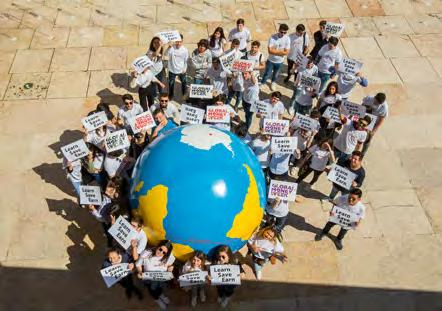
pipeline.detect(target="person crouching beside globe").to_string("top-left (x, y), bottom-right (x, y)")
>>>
top-left (210, 94), bottom-right (241, 132)
top-left (207, 245), bottom-right (245, 308)
top-left (136, 240), bottom-right (175, 310)
top-left (180, 250), bottom-right (208, 307)
top-left (247, 226), bottom-right (287, 280)
top-left (151, 108), bottom-right (178, 141)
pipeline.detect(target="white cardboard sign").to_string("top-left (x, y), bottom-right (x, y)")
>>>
top-left (129, 110), bottom-right (156, 134)
top-left (342, 101), bottom-right (366, 118)
top-left (299, 73), bottom-right (321, 92)
top-left (100, 263), bottom-right (132, 288)
top-left (108, 216), bottom-right (138, 250)
top-left (156, 30), bottom-right (181, 43)
top-left (271, 136), bottom-right (298, 154)
top-left (61, 139), bottom-right (89, 162)
top-left (189, 84), bottom-right (213, 99)
top-left (82, 111), bottom-right (108, 132)
top-left (327, 164), bottom-right (357, 190)
top-left (292, 113), bottom-right (319, 132)
top-left (262, 119), bottom-right (289, 136)
top-left (339, 58), bottom-right (363, 76)
top-left (268, 180), bottom-right (298, 201)
top-left (79, 185), bottom-right (102, 205)
top-left (180, 104), bottom-right (205, 124)
top-left (295, 49), bottom-right (308, 68)
top-left (219, 49), bottom-right (236, 71)
top-left (132, 56), bottom-right (153, 74)
top-left (322, 106), bottom-right (342, 124)
top-left (178, 271), bottom-right (208, 287)
top-left (325, 22), bottom-right (345, 37)
top-left (209, 265), bottom-right (241, 286)
top-left (105, 130), bottom-right (130, 153)
top-left (142, 271), bottom-right (174, 282)
top-left (206, 105), bottom-right (230, 124)
top-left (249, 100), bottom-right (270, 116)
top-left (329, 206), bottom-right (359, 230)
top-left (231, 59), bottom-right (254, 72)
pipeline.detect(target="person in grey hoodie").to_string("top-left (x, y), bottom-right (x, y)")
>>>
top-left (191, 39), bottom-right (212, 84)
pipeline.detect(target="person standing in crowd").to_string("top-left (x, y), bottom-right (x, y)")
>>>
top-left (117, 94), bottom-right (144, 131)
top-left (333, 114), bottom-right (371, 161)
top-left (167, 34), bottom-right (189, 100)
top-left (243, 40), bottom-right (265, 79)
top-left (190, 39), bottom-right (212, 84)
top-left (151, 108), bottom-right (178, 141)
top-left (129, 216), bottom-right (148, 261)
top-left (289, 57), bottom-right (318, 116)
top-left (315, 188), bottom-right (366, 250)
top-left (241, 70), bottom-right (260, 130)
top-left (247, 226), bottom-right (286, 280)
top-left (316, 36), bottom-right (342, 93)
top-left (251, 132), bottom-right (271, 177)
top-left (136, 240), bottom-right (175, 310)
top-left (326, 150), bottom-right (366, 201)
top-left (317, 81), bottom-right (341, 110)
top-left (225, 69), bottom-right (244, 111)
top-left (337, 71), bottom-right (368, 101)
top-left (361, 92), bottom-right (389, 154)
top-left (205, 57), bottom-right (230, 96)
top-left (208, 27), bottom-right (227, 58)
top-left (310, 20), bottom-right (328, 60)
top-left (150, 93), bottom-right (180, 124)
top-left (261, 24), bottom-right (290, 91)
top-left (64, 157), bottom-right (82, 196)
top-left (180, 251), bottom-right (208, 307)
top-left (257, 91), bottom-right (285, 127)
top-left (146, 37), bottom-right (166, 105)
top-left (102, 248), bottom-right (143, 300)
top-left (130, 63), bottom-right (166, 111)
top-left (285, 24), bottom-right (309, 83)
top-left (265, 197), bottom-right (289, 233)
top-left (209, 94), bottom-right (240, 132)
top-left (228, 18), bottom-right (252, 53)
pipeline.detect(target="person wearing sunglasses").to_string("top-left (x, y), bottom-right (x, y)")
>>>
top-left (333, 113), bottom-right (371, 162)
top-left (361, 92), bottom-right (389, 154)
top-left (117, 94), bottom-right (144, 131)
top-left (136, 240), bottom-right (175, 310)
top-left (261, 23), bottom-right (290, 91)
top-left (316, 36), bottom-right (343, 93)
top-left (315, 188), bottom-right (366, 250)
top-left (149, 93), bottom-right (180, 124)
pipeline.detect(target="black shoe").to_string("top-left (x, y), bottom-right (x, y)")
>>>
top-left (335, 239), bottom-right (343, 250)
top-left (125, 288), bottom-right (133, 300)
top-left (284, 77), bottom-right (290, 84)
top-left (135, 288), bottom-right (143, 300)
top-left (315, 232), bottom-right (324, 241)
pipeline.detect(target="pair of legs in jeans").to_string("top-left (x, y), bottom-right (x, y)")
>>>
top-left (318, 71), bottom-right (331, 93)
top-left (168, 71), bottom-right (187, 100)
top-left (242, 100), bottom-right (254, 130)
top-left (261, 60), bottom-right (283, 84)
top-left (226, 90), bottom-right (243, 109)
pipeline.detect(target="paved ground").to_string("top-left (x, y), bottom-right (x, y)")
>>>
top-left (0, 0), bottom-right (441, 310)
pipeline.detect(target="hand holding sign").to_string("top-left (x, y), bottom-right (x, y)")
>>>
top-left (206, 105), bottom-right (230, 124)
top-left (219, 49), bottom-right (236, 71)
top-left (100, 263), bottom-right (132, 288)
top-left (292, 113), bottom-right (320, 132)
top-left (209, 265), bottom-right (241, 285)
top-left (250, 100), bottom-right (270, 116)
top-left (231, 59), bottom-right (254, 72)
top-left (82, 111), bottom-right (108, 132)
top-left (342, 101), bottom-right (366, 118)
top-left (339, 58), bottom-right (363, 76)
top-left (142, 271), bottom-right (174, 282)
top-left (108, 216), bottom-right (138, 250)
top-left (129, 111), bottom-right (156, 134)
top-left (325, 22), bottom-right (345, 37)
top-left (180, 104), bottom-right (205, 124)
top-left (329, 206), bottom-right (359, 230)
top-left (299, 73), bottom-right (321, 93)
top-left (322, 106), bottom-right (342, 124)
top-left (189, 84), bottom-right (213, 99)
top-left (271, 137), bottom-right (298, 154)
top-left (156, 30), bottom-right (181, 44)
top-left (132, 56), bottom-right (153, 74)
top-left (268, 180), bottom-right (298, 201)
top-left (105, 130), bottom-right (130, 153)
top-left (179, 271), bottom-right (208, 287)
top-left (327, 164), bottom-right (357, 190)
top-left (61, 139), bottom-right (89, 162)
top-left (262, 119), bottom-right (289, 136)
top-left (79, 185), bottom-right (102, 205)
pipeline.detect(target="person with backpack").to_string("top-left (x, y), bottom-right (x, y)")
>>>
top-left (285, 24), bottom-right (309, 84)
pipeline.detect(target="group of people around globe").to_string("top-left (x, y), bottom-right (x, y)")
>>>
top-left (63, 17), bottom-right (389, 309)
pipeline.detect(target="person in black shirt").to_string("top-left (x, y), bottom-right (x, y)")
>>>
top-left (310, 20), bottom-right (328, 60)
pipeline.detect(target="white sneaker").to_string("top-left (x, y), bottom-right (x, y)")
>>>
top-left (159, 294), bottom-right (170, 304)
top-left (190, 296), bottom-right (197, 307)
top-left (256, 270), bottom-right (262, 280)
top-left (289, 106), bottom-right (295, 116)
top-left (221, 297), bottom-right (230, 308)
top-left (270, 82), bottom-right (276, 91)
top-left (155, 299), bottom-right (167, 310)
top-left (199, 289), bottom-right (206, 303)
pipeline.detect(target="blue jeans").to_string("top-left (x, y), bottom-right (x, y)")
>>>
top-left (168, 71), bottom-right (187, 100)
top-left (253, 256), bottom-right (269, 273)
top-left (333, 147), bottom-right (351, 162)
top-left (242, 100), bottom-right (254, 130)
top-left (261, 60), bottom-right (283, 84)
top-left (293, 102), bottom-right (312, 115)
top-left (226, 90), bottom-right (243, 108)
top-left (318, 71), bottom-right (331, 93)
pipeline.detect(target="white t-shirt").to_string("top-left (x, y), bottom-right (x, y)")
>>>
top-left (319, 93), bottom-right (342, 109)
top-left (288, 32), bottom-right (310, 60)
top-left (132, 230), bottom-right (148, 255)
top-left (228, 27), bottom-right (251, 50)
top-left (293, 129), bottom-right (310, 158)
top-left (248, 233), bottom-right (284, 259)
top-left (308, 145), bottom-right (331, 171)
top-left (251, 137), bottom-right (271, 168)
top-left (85, 130), bottom-right (107, 151)
top-left (231, 72), bottom-right (244, 92)
top-left (244, 51), bottom-right (264, 76)
top-left (266, 198), bottom-right (289, 217)
top-left (150, 102), bottom-right (180, 121)
top-left (167, 46), bottom-right (189, 74)
top-left (135, 70), bottom-right (158, 89)
top-left (267, 33), bottom-right (291, 64)
top-left (317, 45), bottom-right (343, 74)
top-left (104, 153), bottom-right (125, 178)
top-left (333, 119), bottom-right (367, 155)
top-left (64, 158), bottom-right (82, 182)
top-left (91, 153), bottom-right (104, 171)
top-left (266, 100), bottom-right (285, 119)
top-left (337, 73), bottom-right (362, 99)
top-left (334, 194), bottom-right (366, 220)
top-left (136, 249), bottom-right (176, 272)
top-left (269, 153), bottom-right (290, 175)
top-left (181, 261), bottom-right (203, 274)
top-left (208, 37), bottom-right (227, 58)
top-left (242, 76), bottom-right (259, 103)
top-left (362, 96), bottom-right (389, 117)
top-left (205, 66), bottom-right (229, 95)
top-left (146, 50), bottom-right (164, 76)
top-left (118, 103), bottom-right (144, 126)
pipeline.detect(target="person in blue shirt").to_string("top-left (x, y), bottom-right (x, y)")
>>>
top-left (151, 108), bottom-right (178, 140)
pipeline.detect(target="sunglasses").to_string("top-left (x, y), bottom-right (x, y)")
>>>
top-left (125, 101), bottom-right (133, 105)
top-left (218, 254), bottom-right (227, 260)
top-left (157, 247), bottom-right (167, 255)
top-left (160, 99), bottom-right (169, 102)
top-left (279, 31), bottom-right (287, 34)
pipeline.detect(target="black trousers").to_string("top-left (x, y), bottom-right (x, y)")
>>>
top-left (217, 285), bottom-right (236, 298)
top-left (322, 221), bottom-right (348, 240)
top-left (285, 59), bottom-right (298, 81)
top-left (297, 166), bottom-right (323, 185)
top-left (138, 87), bottom-right (153, 111)
top-left (145, 281), bottom-right (163, 300)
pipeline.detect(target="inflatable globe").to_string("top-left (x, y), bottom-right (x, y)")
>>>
top-left (130, 124), bottom-right (266, 260)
